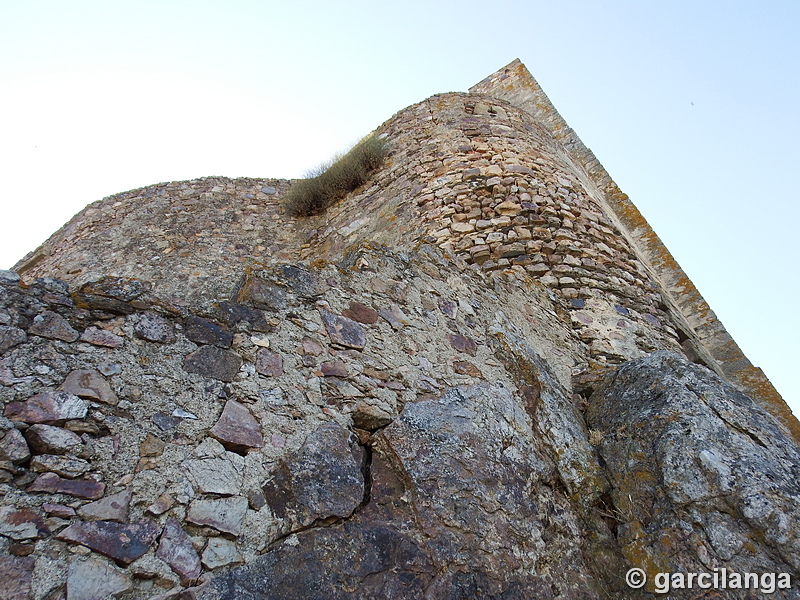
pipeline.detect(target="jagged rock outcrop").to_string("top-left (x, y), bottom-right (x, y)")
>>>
top-left (1, 61), bottom-right (798, 599)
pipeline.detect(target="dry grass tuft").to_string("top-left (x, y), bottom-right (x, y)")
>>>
top-left (284, 135), bottom-right (388, 217)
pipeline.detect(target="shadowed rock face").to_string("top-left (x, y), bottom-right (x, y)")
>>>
top-left (207, 383), bottom-right (605, 600)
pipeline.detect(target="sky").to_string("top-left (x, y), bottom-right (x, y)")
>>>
top-left (0, 1), bottom-right (797, 417)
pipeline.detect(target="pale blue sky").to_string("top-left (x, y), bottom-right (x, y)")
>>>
top-left (1, 1), bottom-right (797, 416)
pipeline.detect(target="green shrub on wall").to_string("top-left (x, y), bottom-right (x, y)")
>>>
top-left (284, 135), bottom-right (388, 217)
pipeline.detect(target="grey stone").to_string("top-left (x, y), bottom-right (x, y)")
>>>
top-left (183, 345), bottom-right (243, 382)
top-left (280, 265), bottom-right (324, 299)
top-left (201, 537), bottom-right (244, 570)
top-left (30, 454), bottom-right (91, 478)
top-left (60, 369), bottom-right (119, 406)
top-left (66, 555), bottom-right (132, 600)
top-left (186, 496), bottom-right (248, 536)
top-left (0, 325), bottom-right (26, 354)
top-left (183, 438), bottom-right (244, 495)
top-left (0, 270), bottom-right (21, 285)
top-left (588, 352), bottom-right (800, 583)
top-left (77, 489), bottom-right (132, 522)
top-left (134, 312), bottom-right (176, 343)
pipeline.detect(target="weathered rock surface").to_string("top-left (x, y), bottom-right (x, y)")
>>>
top-left (157, 518), bottom-right (202, 584)
top-left (183, 438), bottom-right (244, 495)
top-left (186, 496), bottom-right (248, 536)
top-left (0, 555), bottom-right (35, 600)
top-left (25, 424), bottom-right (84, 455)
top-left (183, 345), bottom-right (243, 382)
top-left (262, 422), bottom-right (365, 530)
top-left (587, 352), bottom-right (800, 596)
top-left (77, 489), bottom-right (132, 522)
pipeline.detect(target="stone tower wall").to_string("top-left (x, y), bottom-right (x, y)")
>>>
top-left (14, 62), bottom-right (796, 438)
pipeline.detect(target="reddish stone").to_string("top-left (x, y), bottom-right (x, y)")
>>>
top-left (0, 556), bottom-right (35, 600)
top-left (57, 519), bottom-right (161, 566)
top-left (321, 360), bottom-right (348, 378)
top-left (28, 311), bottom-right (79, 342)
top-left (301, 336), bottom-right (324, 356)
top-left (27, 472), bottom-right (106, 499)
top-left (209, 400), bottom-right (263, 452)
top-left (320, 310), bottom-right (366, 349)
top-left (60, 369), bottom-right (119, 406)
top-left (0, 428), bottom-right (30, 464)
top-left (25, 424), bottom-right (84, 455)
top-left (42, 503), bottom-right (77, 518)
top-left (255, 348), bottom-right (283, 377)
top-left (146, 493), bottom-right (175, 516)
top-left (447, 333), bottom-right (478, 356)
top-left (4, 391), bottom-right (89, 424)
top-left (79, 327), bottom-right (124, 348)
top-left (453, 360), bottom-right (483, 377)
top-left (156, 518), bottom-right (202, 584)
top-left (342, 301), bottom-right (378, 324)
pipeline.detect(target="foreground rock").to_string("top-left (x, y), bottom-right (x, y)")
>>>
top-left (587, 352), bottom-right (800, 596)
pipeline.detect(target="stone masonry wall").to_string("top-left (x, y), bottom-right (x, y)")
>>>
top-left (13, 61), bottom-right (796, 436)
top-left (2, 60), bottom-right (800, 598)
